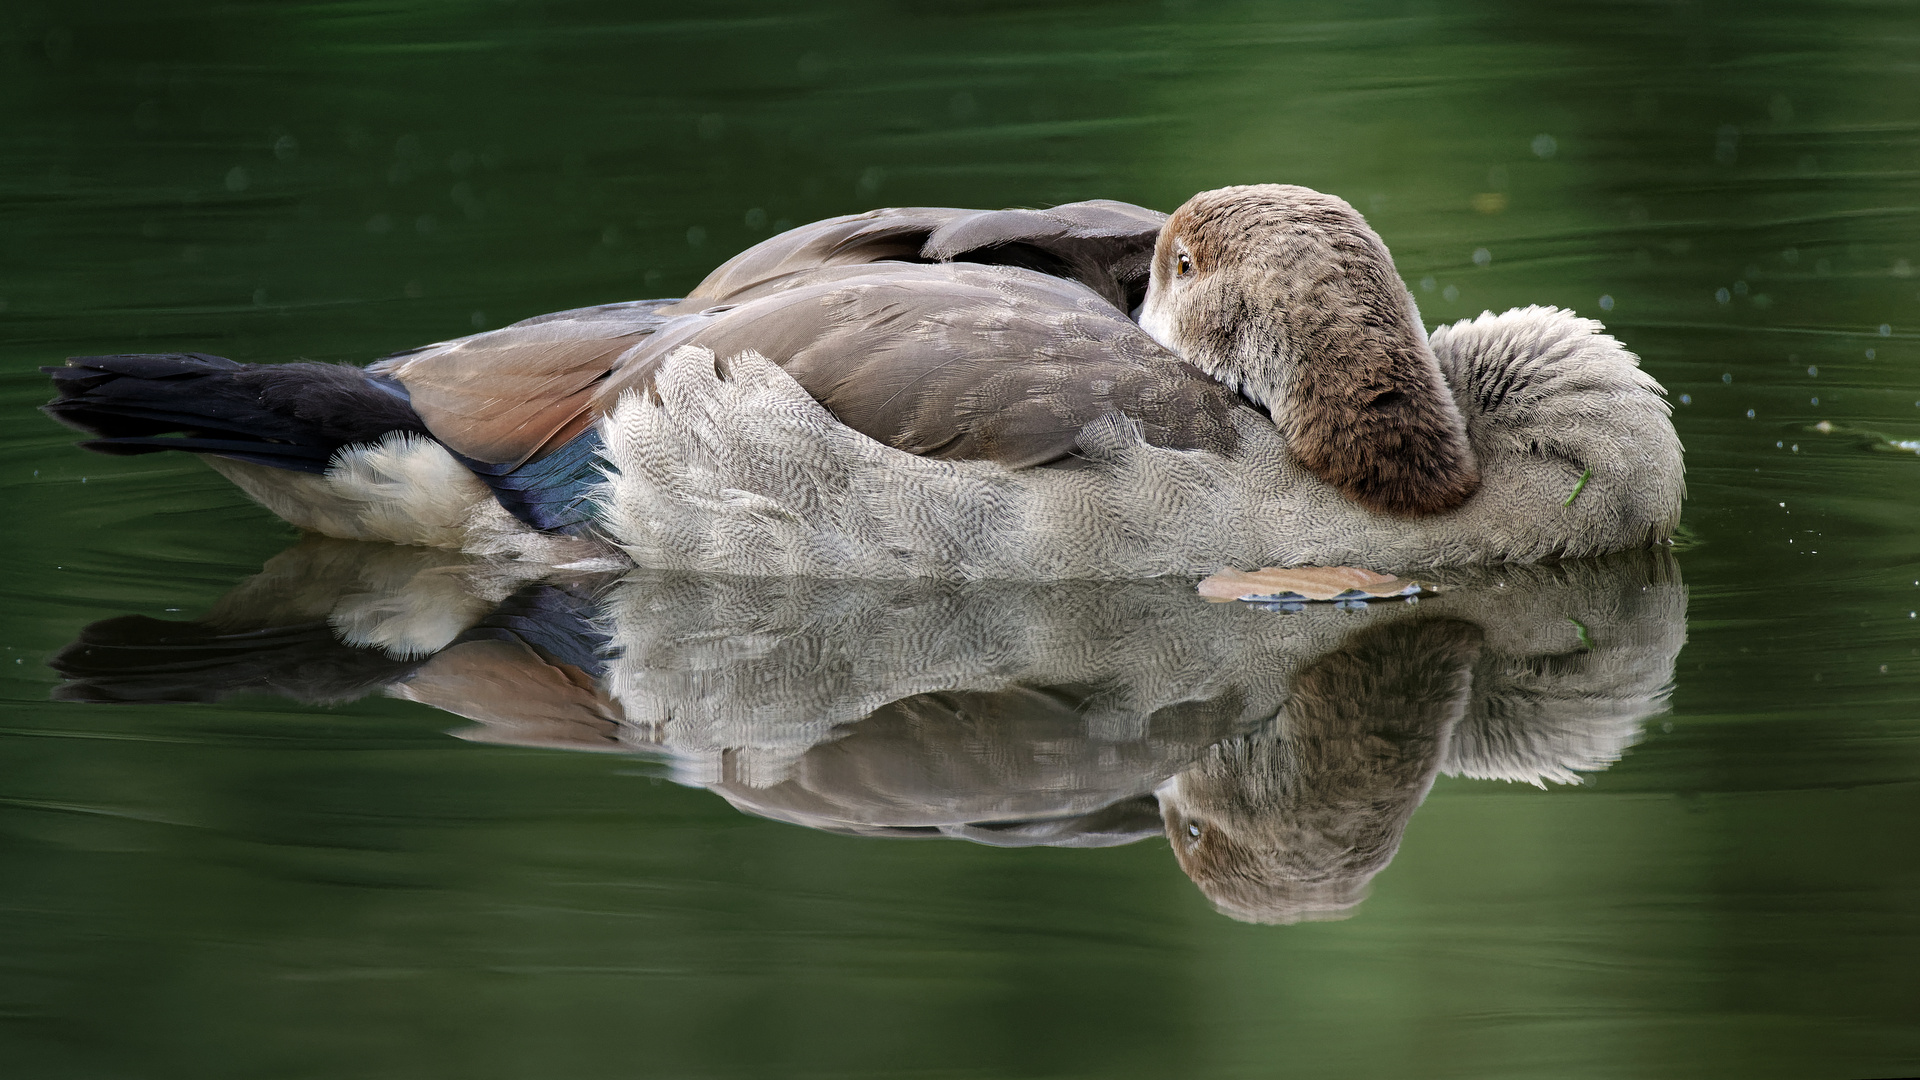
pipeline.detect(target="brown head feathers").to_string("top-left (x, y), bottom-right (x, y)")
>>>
top-left (1142, 184), bottom-right (1480, 517)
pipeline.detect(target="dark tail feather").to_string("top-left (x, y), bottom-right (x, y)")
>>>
top-left (43, 353), bottom-right (431, 474)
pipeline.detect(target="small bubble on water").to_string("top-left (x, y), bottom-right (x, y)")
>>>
top-left (1722, 373), bottom-right (1732, 383)
top-left (686, 225), bottom-right (707, 247)
top-left (224, 165), bottom-right (249, 192)
top-left (1442, 284), bottom-right (1459, 302)
top-left (1419, 276), bottom-right (1436, 292)
top-left (1866, 348), bottom-right (1876, 359)
top-left (1715, 287), bottom-right (1731, 304)
top-left (1531, 133), bottom-right (1557, 158)
top-left (1880, 324), bottom-right (1893, 336)
top-left (1808, 365), bottom-right (1818, 376)
top-left (1811, 397), bottom-right (1819, 405)
top-left (1678, 394), bottom-right (1691, 405)
top-left (1599, 294), bottom-right (1614, 310)
top-left (1472, 247), bottom-right (1491, 267)
top-left (1733, 280), bottom-right (1749, 296)
top-left (1747, 409), bottom-right (1756, 418)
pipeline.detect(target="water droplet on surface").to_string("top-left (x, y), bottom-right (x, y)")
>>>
top-left (1715, 287), bottom-right (1730, 304)
top-left (1441, 284), bottom-right (1459, 302)
top-left (1714, 124), bottom-right (1739, 165)
top-left (1419, 276), bottom-right (1436, 292)
top-left (1530, 133), bottom-right (1557, 158)
top-left (1678, 394), bottom-right (1691, 405)
top-left (1472, 247), bottom-right (1491, 267)
top-left (1879, 324), bottom-right (1893, 336)
top-left (1599, 294), bottom-right (1614, 311)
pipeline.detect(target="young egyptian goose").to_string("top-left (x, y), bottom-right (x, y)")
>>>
top-left (43, 185), bottom-right (1683, 578)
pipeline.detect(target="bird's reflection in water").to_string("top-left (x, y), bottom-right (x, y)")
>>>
top-left (53, 540), bottom-right (1684, 923)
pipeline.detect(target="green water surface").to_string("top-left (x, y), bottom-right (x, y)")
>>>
top-left (4, 2), bottom-right (1919, 1078)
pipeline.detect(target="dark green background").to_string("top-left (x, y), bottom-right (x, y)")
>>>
top-left (4, 2), bottom-right (1919, 1077)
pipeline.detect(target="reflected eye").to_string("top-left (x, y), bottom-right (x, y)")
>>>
top-left (1186, 822), bottom-right (1202, 839)
top-left (1176, 253), bottom-right (1193, 277)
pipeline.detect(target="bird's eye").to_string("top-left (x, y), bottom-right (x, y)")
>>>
top-left (1186, 822), bottom-right (1202, 839)
top-left (1176, 253), bottom-right (1193, 277)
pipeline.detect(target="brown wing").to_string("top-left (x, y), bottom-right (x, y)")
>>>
top-left (368, 300), bottom-right (676, 466)
top-left (603, 262), bottom-right (1260, 469)
top-left (689, 200), bottom-right (1167, 312)
top-left (373, 202), bottom-right (1183, 469)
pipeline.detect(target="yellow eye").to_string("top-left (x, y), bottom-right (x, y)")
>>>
top-left (1176, 253), bottom-right (1193, 277)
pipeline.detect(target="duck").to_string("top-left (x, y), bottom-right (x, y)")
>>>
top-left (43, 184), bottom-right (1683, 579)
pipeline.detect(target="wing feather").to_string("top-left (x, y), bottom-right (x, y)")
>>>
top-left (601, 263), bottom-right (1257, 469)
top-left (369, 300), bottom-right (677, 466)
